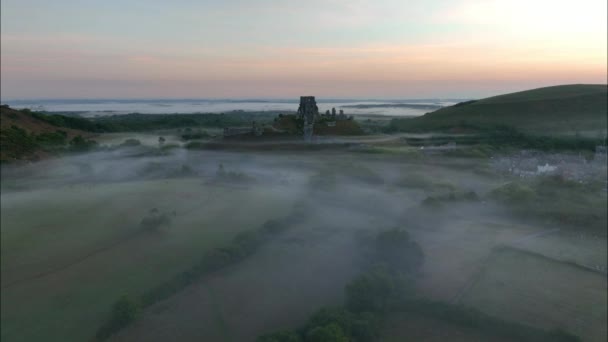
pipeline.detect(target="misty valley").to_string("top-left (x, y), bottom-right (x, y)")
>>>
top-left (1, 87), bottom-right (607, 342)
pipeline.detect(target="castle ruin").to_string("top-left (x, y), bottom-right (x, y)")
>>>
top-left (297, 96), bottom-right (318, 142)
top-left (297, 96), bottom-right (350, 141)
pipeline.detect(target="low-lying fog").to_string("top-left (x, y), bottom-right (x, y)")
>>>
top-left (5, 98), bottom-right (460, 117)
top-left (1, 142), bottom-right (606, 342)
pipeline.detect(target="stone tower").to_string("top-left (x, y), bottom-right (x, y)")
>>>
top-left (297, 96), bottom-right (318, 142)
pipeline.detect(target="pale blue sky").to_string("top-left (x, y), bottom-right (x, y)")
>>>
top-left (1, 0), bottom-right (606, 99)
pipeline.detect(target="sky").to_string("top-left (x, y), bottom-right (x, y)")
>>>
top-left (1, 0), bottom-right (606, 99)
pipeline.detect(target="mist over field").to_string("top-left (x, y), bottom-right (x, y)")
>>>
top-left (2, 132), bottom-right (606, 341)
top-left (2, 99), bottom-right (455, 117)
top-left (1, 0), bottom-right (607, 340)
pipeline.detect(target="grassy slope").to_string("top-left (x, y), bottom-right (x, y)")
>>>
top-left (390, 84), bottom-right (608, 135)
top-left (0, 106), bottom-right (92, 161)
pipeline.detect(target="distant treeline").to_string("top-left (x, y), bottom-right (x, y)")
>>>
top-left (30, 110), bottom-right (284, 133)
top-left (392, 123), bottom-right (606, 152)
top-left (340, 103), bottom-right (442, 110)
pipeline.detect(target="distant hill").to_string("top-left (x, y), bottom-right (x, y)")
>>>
top-left (389, 84), bottom-right (608, 136)
top-left (0, 105), bottom-right (93, 162)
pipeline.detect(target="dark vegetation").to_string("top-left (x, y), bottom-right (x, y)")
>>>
top-left (340, 103), bottom-right (442, 110)
top-left (139, 208), bottom-right (175, 231)
top-left (1, 106), bottom-right (99, 161)
top-left (273, 114), bottom-right (364, 136)
top-left (0, 123), bottom-right (98, 160)
top-left (489, 176), bottom-right (608, 235)
top-left (32, 111), bottom-right (281, 132)
top-left (396, 125), bottom-right (606, 153)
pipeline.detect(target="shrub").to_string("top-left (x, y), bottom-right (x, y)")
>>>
top-left (345, 266), bottom-right (412, 313)
top-left (96, 295), bottom-right (140, 340)
top-left (36, 130), bottom-right (67, 146)
top-left (373, 229), bottom-right (424, 274)
top-left (0, 125), bottom-right (39, 158)
top-left (306, 323), bottom-right (348, 342)
top-left (70, 135), bottom-right (98, 152)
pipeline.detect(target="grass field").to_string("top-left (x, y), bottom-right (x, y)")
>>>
top-left (382, 312), bottom-right (518, 342)
top-left (1, 145), bottom-right (605, 342)
top-left (459, 247), bottom-right (607, 342)
top-left (109, 196), bottom-right (374, 342)
top-left (1, 179), bottom-right (298, 342)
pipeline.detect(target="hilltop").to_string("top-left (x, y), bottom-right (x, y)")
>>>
top-left (389, 84), bottom-right (608, 136)
top-left (0, 105), bottom-right (94, 162)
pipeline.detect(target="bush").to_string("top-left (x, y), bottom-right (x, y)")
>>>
top-left (0, 125), bottom-right (39, 159)
top-left (96, 295), bottom-right (140, 340)
top-left (69, 135), bottom-right (98, 152)
top-left (372, 228), bottom-right (424, 274)
top-left (303, 308), bottom-right (379, 342)
top-left (345, 266), bottom-right (412, 313)
top-left (306, 323), bottom-right (348, 342)
top-left (36, 130), bottom-right (67, 147)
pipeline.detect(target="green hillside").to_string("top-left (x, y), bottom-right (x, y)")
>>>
top-left (389, 84), bottom-right (607, 136)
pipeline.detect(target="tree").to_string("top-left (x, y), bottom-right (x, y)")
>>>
top-left (345, 266), bottom-right (403, 313)
top-left (373, 228), bottom-right (424, 274)
top-left (306, 323), bottom-right (348, 342)
top-left (70, 135), bottom-right (98, 152)
top-left (257, 330), bottom-right (302, 342)
top-left (96, 295), bottom-right (140, 340)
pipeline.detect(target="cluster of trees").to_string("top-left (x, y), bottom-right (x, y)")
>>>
top-left (31, 110), bottom-right (279, 133)
top-left (386, 121), bottom-right (605, 153)
top-left (258, 228), bottom-right (425, 342)
top-left (95, 296), bottom-right (140, 340)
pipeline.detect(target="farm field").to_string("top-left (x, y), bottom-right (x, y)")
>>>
top-left (382, 312), bottom-right (518, 342)
top-left (459, 247), bottom-right (607, 342)
top-left (1, 142), bottom-right (605, 342)
top-left (1, 179), bottom-right (298, 342)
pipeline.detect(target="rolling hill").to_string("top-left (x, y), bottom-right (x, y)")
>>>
top-left (389, 84), bottom-right (608, 136)
top-left (0, 105), bottom-right (93, 162)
